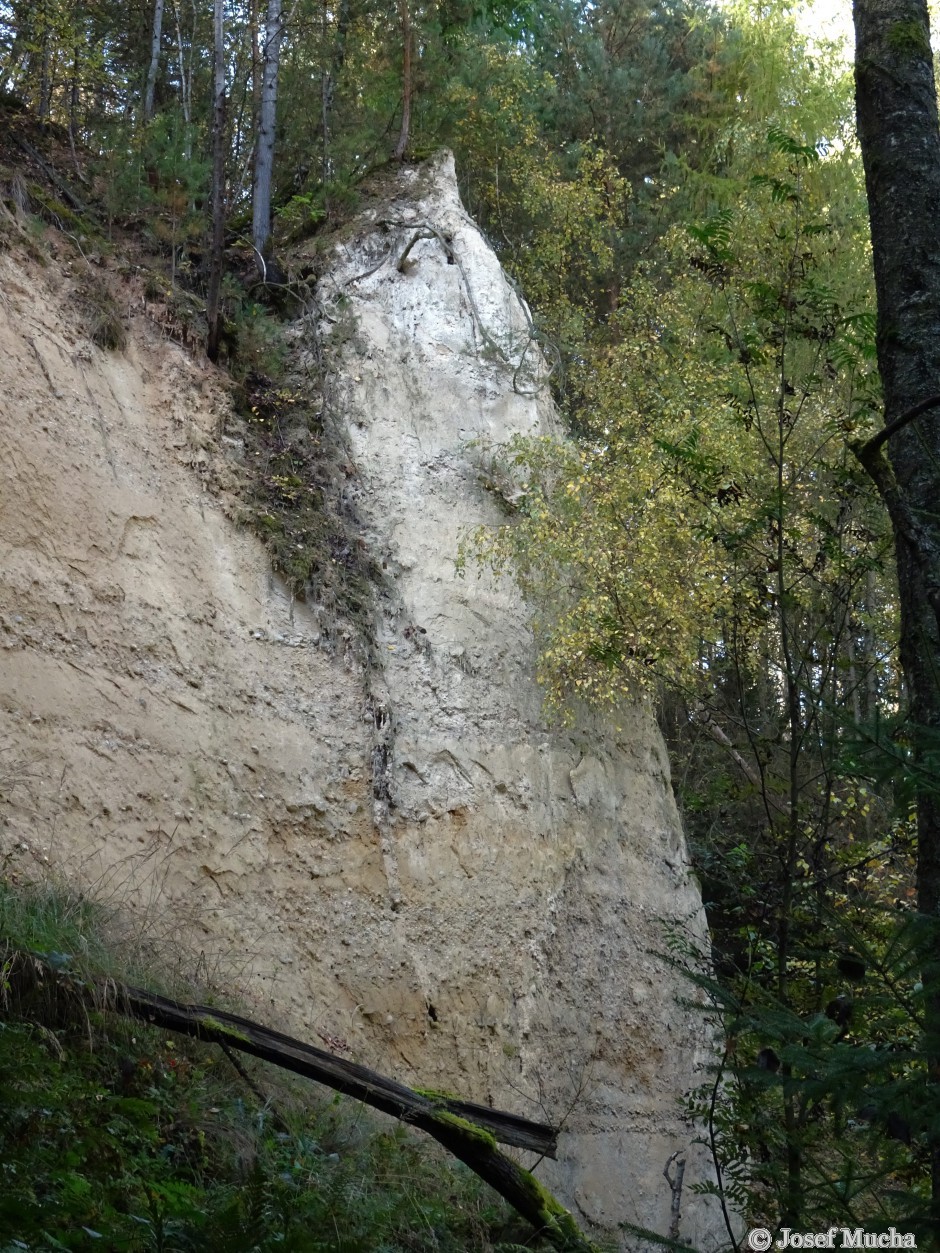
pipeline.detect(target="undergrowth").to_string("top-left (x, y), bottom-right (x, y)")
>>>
top-left (0, 878), bottom-right (534, 1252)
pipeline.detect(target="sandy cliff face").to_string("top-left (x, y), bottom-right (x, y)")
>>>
top-left (0, 154), bottom-right (724, 1246)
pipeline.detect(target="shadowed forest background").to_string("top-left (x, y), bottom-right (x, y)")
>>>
top-left (3, 0), bottom-right (940, 1247)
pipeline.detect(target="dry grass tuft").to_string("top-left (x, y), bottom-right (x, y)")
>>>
top-left (77, 275), bottom-right (127, 351)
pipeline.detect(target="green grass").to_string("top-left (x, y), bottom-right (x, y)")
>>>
top-left (0, 878), bottom-right (539, 1252)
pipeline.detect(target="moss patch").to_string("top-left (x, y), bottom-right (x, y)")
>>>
top-left (200, 1015), bottom-right (250, 1044)
top-left (432, 1110), bottom-right (500, 1150)
top-left (518, 1168), bottom-right (592, 1247)
top-left (887, 18), bottom-right (931, 58)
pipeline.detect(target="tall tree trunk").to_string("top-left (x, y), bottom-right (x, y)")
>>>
top-left (853, 0), bottom-right (940, 1220)
top-left (68, 43), bottom-right (86, 181)
top-left (143, 0), bottom-right (165, 122)
top-left (38, 27), bottom-right (52, 121)
top-left (393, 0), bottom-right (412, 161)
top-left (251, 0), bottom-right (283, 271)
top-left (249, 0), bottom-right (262, 122)
top-left (320, 0), bottom-right (352, 182)
top-left (171, 0), bottom-right (191, 135)
top-left (68, 44), bottom-right (79, 136)
top-left (206, 0), bottom-right (226, 362)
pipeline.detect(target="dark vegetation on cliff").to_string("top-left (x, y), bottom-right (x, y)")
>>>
top-left (4, 0), bottom-right (940, 1243)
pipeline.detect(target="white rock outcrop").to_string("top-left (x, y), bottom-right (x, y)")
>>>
top-left (0, 152), bottom-right (725, 1245)
top-left (307, 151), bottom-right (725, 1245)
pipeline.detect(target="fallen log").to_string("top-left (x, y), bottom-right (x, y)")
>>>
top-left (6, 949), bottom-right (596, 1252)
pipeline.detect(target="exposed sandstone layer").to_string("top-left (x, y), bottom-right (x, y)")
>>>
top-left (0, 154), bottom-right (724, 1246)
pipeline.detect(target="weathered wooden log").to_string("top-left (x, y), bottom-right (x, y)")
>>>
top-left (6, 950), bottom-right (596, 1252)
top-left (108, 980), bottom-right (557, 1153)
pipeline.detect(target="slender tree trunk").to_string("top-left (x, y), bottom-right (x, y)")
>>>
top-left (38, 30), bottom-right (52, 121)
top-left (853, 0), bottom-right (940, 1219)
top-left (171, 0), bottom-right (191, 136)
top-left (865, 571), bottom-right (879, 721)
top-left (251, 0), bottom-right (283, 270)
top-left (206, 0), bottom-right (226, 362)
top-left (68, 44), bottom-right (86, 181)
top-left (320, 0), bottom-right (352, 182)
top-left (393, 0), bottom-right (412, 161)
top-left (246, 0), bottom-right (262, 216)
top-left (249, 0), bottom-right (262, 122)
top-left (68, 45), bottom-right (79, 135)
top-left (143, 0), bottom-right (165, 122)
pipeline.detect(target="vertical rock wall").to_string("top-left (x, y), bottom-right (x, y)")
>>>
top-left (0, 152), bottom-right (726, 1246)
top-left (307, 152), bottom-right (725, 1245)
